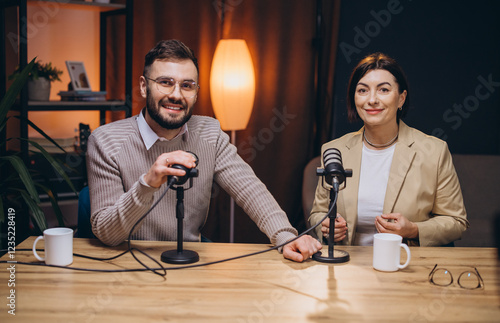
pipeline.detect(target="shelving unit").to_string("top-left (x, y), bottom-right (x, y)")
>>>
top-left (1, 0), bottom-right (133, 164)
top-left (1, 0), bottom-right (133, 203)
top-left (27, 100), bottom-right (130, 121)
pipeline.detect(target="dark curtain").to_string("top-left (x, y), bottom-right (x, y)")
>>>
top-left (106, 0), bottom-right (340, 243)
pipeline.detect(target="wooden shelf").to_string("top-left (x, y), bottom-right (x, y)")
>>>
top-left (26, 100), bottom-right (131, 123)
top-left (28, 100), bottom-right (127, 108)
top-left (27, 0), bottom-right (126, 12)
top-left (1, 0), bottom-right (133, 165)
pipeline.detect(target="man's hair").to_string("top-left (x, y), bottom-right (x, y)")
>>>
top-left (143, 39), bottom-right (199, 77)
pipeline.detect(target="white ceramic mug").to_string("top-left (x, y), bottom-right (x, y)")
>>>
top-left (373, 233), bottom-right (411, 272)
top-left (33, 228), bottom-right (74, 266)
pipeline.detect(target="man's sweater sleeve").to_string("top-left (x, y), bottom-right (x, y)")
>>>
top-left (211, 127), bottom-right (297, 246)
top-left (86, 130), bottom-right (158, 246)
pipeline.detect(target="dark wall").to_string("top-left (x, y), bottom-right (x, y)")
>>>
top-left (331, 0), bottom-right (500, 155)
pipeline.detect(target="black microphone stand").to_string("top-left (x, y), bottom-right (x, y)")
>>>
top-left (161, 172), bottom-right (200, 265)
top-left (312, 180), bottom-right (350, 263)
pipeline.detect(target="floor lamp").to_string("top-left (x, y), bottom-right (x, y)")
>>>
top-left (210, 39), bottom-right (255, 243)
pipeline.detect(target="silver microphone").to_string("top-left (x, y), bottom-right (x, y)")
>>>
top-left (317, 148), bottom-right (352, 191)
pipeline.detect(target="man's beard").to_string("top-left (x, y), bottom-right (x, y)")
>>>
top-left (146, 87), bottom-right (193, 130)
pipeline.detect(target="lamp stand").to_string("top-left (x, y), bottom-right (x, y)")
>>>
top-left (229, 129), bottom-right (236, 243)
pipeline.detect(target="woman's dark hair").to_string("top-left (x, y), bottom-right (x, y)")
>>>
top-left (143, 39), bottom-right (199, 77)
top-left (346, 52), bottom-right (410, 122)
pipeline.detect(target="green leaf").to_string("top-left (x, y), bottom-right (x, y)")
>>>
top-left (0, 122), bottom-right (5, 133)
top-left (19, 190), bottom-right (48, 232)
top-left (8, 59), bottom-right (63, 82)
top-left (0, 115), bottom-right (9, 133)
top-left (0, 155), bottom-right (40, 204)
top-left (21, 139), bottom-right (78, 194)
top-left (36, 183), bottom-right (65, 227)
top-left (13, 116), bottom-right (68, 153)
top-left (0, 170), bottom-right (19, 191)
top-left (0, 58), bottom-right (36, 125)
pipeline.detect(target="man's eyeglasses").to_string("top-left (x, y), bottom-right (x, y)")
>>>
top-left (145, 77), bottom-right (199, 98)
top-left (428, 264), bottom-right (484, 289)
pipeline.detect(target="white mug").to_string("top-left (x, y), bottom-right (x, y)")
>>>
top-left (373, 233), bottom-right (411, 272)
top-left (33, 228), bottom-right (74, 266)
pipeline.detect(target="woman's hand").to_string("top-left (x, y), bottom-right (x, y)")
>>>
top-left (375, 213), bottom-right (419, 239)
top-left (321, 213), bottom-right (348, 242)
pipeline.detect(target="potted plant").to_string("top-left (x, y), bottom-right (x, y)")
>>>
top-left (1, 58), bottom-right (76, 249)
top-left (9, 59), bottom-right (63, 101)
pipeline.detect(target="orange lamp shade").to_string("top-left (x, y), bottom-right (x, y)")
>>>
top-left (210, 39), bottom-right (255, 131)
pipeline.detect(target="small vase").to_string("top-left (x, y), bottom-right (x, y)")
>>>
top-left (28, 78), bottom-right (51, 101)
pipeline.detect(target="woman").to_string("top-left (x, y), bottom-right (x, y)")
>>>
top-left (309, 53), bottom-right (468, 246)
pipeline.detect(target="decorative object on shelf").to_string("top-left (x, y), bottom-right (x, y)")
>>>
top-left (1, 58), bottom-right (77, 249)
top-left (58, 90), bottom-right (107, 102)
top-left (210, 39), bottom-right (256, 243)
top-left (28, 77), bottom-right (51, 101)
top-left (63, 61), bottom-right (107, 101)
top-left (78, 123), bottom-right (91, 153)
top-left (9, 59), bottom-right (63, 101)
top-left (66, 61), bottom-right (92, 91)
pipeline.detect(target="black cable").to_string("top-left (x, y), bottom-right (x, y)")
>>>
top-left (0, 178), bottom-right (176, 276)
top-left (125, 177), bottom-right (177, 277)
top-left (1, 182), bottom-right (337, 274)
top-left (0, 260), bottom-right (155, 273)
top-left (158, 193), bottom-right (337, 271)
top-left (74, 177), bottom-right (176, 276)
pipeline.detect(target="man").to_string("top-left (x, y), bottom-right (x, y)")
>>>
top-left (87, 39), bottom-right (321, 262)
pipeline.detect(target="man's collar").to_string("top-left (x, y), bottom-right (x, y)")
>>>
top-left (137, 108), bottom-right (189, 150)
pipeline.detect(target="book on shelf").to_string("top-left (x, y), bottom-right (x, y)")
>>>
top-left (58, 91), bottom-right (107, 102)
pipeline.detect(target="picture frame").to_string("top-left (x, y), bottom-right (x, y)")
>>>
top-left (65, 61), bottom-right (92, 91)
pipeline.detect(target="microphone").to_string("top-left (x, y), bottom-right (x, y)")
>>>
top-left (312, 147), bottom-right (352, 264)
top-left (162, 151), bottom-right (200, 264)
top-left (316, 148), bottom-right (352, 191)
top-left (168, 152), bottom-right (199, 186)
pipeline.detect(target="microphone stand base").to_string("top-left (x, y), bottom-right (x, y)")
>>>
top-left (312, 249), bottom-right (350, 263)
top-left (161, 249), bottom-right (199, 264)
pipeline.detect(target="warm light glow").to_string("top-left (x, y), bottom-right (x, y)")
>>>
top-left (27, 4), bottom-right (101, 138)
top-left (210, 39), bottom-right (255, 131)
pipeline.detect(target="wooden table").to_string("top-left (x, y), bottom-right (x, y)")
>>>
top-left (1, 237), bottom-right (499, 322)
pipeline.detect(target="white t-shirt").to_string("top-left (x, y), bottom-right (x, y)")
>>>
top-left (354, 142), bottom-right (396, 246)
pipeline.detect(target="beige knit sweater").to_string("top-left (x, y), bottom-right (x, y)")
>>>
top-left (86, 114), bottom-right (297, 246)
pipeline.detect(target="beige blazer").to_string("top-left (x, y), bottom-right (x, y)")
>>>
top-left (309, 121), bottom-right (469, 246)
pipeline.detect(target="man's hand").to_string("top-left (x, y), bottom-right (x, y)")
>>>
top-left (375, 213), bottom-right (419, 239)
top-left (143, 150), bottom-right (197, 188)
top-left (282, 235), bottom-right (322, 262)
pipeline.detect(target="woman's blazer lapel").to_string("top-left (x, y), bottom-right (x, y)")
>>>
top-left (383, 121), bottom-right (416, 214)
